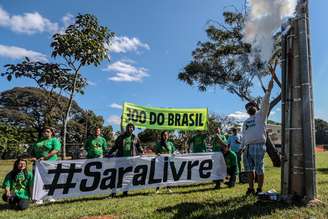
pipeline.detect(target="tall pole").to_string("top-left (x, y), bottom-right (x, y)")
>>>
top-left (297, 0), bottom-right (316, 200)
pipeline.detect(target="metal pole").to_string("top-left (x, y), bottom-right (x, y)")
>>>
top-left (297, 0), bottom-right (316, 200)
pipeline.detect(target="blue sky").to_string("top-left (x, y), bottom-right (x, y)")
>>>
top-left (0, 0), bottom-right (327, 130)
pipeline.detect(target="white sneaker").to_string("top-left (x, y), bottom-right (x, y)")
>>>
top-left (35, 200), bottom-right (43, 205)
top-left (49, 198), bottom-right (56, 203)
top-left (156, 189), bottom-right (160, 194)
top-left (167, 188), bottom-right (173, 193)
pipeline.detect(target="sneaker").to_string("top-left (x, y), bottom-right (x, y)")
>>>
top-left (35, 200), bottom-right (44, 205)
top-left (156, 188), bottom-right (160, 194)
top-left (49, 198), bottom-right (56, 203)
top-left (246, 188), bottom-right (255, 196)
top-left (167, 188), bottom-right (173, 193)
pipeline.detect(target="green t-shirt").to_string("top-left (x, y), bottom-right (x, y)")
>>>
top-left (211, 134), bottom-right (227, 152)
top-left (85, 136), bottom-right (108, 158)
top-left (156, 141), bottom-right (176, 154)
top-left (2, 170), bottom-right (33, 200)
top-left (122, 136), bottom-right (132, 157)
top-left (190, 134), bottom-right (207, 153)
top-left (32, 137), bottom-right (61, 160)
top-left (224, 150), bottom-right (239, 173)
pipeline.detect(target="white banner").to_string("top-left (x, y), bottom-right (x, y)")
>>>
top-left (33, 153), bottom-right (227, 200)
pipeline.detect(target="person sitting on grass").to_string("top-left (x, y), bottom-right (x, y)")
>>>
top-left (84, 127), bottom-right (108, 159)
top-left (221, 144), bottom-right (238, 188)
top-left (155, 130), bottom-right (176, 194)
top-left (2, 158), bottom-right (33, 210)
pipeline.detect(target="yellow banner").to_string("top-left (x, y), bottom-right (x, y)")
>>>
top-left (121, 102), bottom-right (208, 130)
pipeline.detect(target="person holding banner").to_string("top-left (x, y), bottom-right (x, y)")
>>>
top-left (31, 127), bottom-right (61, 161)
top-left (211, 127), bottom-right (228, 152)
top-left (2, 158), bottom-right (33, 210)
top-left (155, 130), bottom-right (176, 193)
top-left (107, 123), bottom-right (143, 196)
top-left (84, 127), bottom-right (108, 159)
top-left (241, 74), bottom-right (274, 195)
top-left (188, 131), bottom-right (208, 153)
top-left (221, 144), bottom-right (238, 188)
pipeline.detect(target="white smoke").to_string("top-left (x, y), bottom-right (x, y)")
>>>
top-left (243, 0), bottom-right (297, 61)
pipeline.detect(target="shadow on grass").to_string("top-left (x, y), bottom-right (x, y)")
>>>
top-left (157, 196), bottom-right (297, 219)
top-left (0, 203), bottom-right (12, 211)
top-left (317, 168), bottom-right (328, 174)
top-left (41, 191), bottom-right (153, 206)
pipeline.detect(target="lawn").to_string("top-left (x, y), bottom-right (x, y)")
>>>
top-left (0, 152), bottom-right (328, 219)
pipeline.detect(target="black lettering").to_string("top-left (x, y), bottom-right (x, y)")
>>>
top-left (132, 165), bottom-right (148, 186)
top-left (80, 161), bottom-right (102, 192)
top-left (149, 158), bottom-right (162, 184)
top-left (195, 113), bottom-right (199, 126)
top-left (127, 107), bottom-right (132, 122)
top-left (163, 157), bottom-right (169, 182)
top-left (168, 113), bottom-right (174, 126)
top-left (199, 159), bottom-right (212, 178)
top-left (170, 161), bottom-right (187, 181)
top-left (157, 113), bottom-right (164, 125)
top-left (189, 114), bottom-right (195, 126)
top-left (187, 160), bottom-right (199, 180)
top-left (175, 114), bottom-right (181, 126)
top-left (139, 111), bottom-right (146, 123)
top-left (100, 168), bottom-right (117, 190)
top-left (182, 113), bottom-right (188, 126)
top-left (132, 109), bottom-right (138, 122)
top-left (150, 112), bottom-right (157, 125)
top-left (199, 113), bottom-right (204, 126)
top-left (117, 166), bottom-right (133, 188)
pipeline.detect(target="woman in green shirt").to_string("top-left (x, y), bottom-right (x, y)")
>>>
top-left (31, 127), bottom-right (61, 161)
top-left (155, 131), bottom-right (176, 193)
top-left (2, 158), bottom-right (33, 210)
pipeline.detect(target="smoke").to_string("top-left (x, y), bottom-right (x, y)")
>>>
top-left (243, 0), bottom-right (297, 61)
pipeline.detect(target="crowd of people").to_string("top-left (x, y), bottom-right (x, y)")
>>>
top-left (2, 76), bottom-right (274, 210)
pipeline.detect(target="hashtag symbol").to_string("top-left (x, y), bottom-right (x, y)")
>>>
top-left (43, 163), bottom-right (82, 196)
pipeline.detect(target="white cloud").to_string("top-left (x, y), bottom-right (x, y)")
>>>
top-left (0, 6), bottom-right (59, 34)
top-left (108, 36), bottom-right (150, 53)
top-left (0, 44), bottom-right (48, 62)
top-left (108, 115), bottom-right (121, 125)
top-left (227, 111), bottom-right (249, 121)
top-left (62, 13), bottom-right (75, 28)
top-left (110, 103), bottom-right (123, 109)
top-left (104, 60), bottom-right (149, 82)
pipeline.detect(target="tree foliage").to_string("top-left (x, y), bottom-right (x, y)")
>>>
top-left (315, 118), bottom-right (328, 145)
top-left (178, 10), bottom-right (281, 106)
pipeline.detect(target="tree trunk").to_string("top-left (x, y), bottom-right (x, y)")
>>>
top-left (62, 71), bottom-right (80, 160)
top-left (266, 133), bottom-right (281, 167)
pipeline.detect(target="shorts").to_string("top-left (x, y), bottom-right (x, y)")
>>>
top-left (243, 143), bottom-right (266, 175)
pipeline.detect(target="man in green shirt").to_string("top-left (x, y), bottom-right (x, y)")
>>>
top-left (211, 127), bottom-right (228, 152)
top-left (188, 131), bottom-right (208, 153)
top-left (2, 158), bottom-right (33, 210)
top-left (84, 127), bottom-right (108, 159)
top-left (155, 131), bottom-right (176, 193)
top-left (31, 127), bottom-right (61, 161)
top-left (107, 123), bottom-right (143, 197)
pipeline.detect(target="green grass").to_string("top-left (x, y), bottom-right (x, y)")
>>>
top-left (0, 153), bottom-right (328, 219)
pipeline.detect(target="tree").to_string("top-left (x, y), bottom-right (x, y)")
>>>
top-left (50, 14), bottom-right (114, 158)
top-left (178, 10), bottom-right (282, 166)
top-left (315, 119), bottom-right (328, 145)
top-left (2, 14), bottom-right (115, 158)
